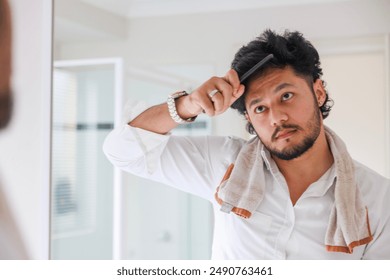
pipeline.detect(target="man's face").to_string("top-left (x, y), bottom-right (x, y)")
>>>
top-left (244, 67), bottom-right (325, 161)
top-left (0, 0), bottom-right (12, 129)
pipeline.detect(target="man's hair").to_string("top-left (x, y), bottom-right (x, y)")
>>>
top-left (230, 29), bottom-right (333, 135)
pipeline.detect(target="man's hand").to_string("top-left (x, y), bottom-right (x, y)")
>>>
top-left (177, 69), bottom-right (245, 118)
top-left (129, 69), bottom-right (245, 135)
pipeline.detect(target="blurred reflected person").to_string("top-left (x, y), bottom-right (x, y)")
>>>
top-left (103, 30), bottom-right (390, 259)
top-left (0, 0), bottom-right (29, 259)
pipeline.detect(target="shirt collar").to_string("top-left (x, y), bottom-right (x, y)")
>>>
top-left (260, 145), bottom-right (337, 198)
top-left (303, 164), bottom-right (336, 198)
top-left (260, 145), bottom-right (273, 171)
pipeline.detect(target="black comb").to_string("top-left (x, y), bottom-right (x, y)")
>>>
top-left (240, 54), bottom-right (274, 82)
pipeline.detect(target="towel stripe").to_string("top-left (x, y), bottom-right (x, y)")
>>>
top-left (214, 164), bottom-right (252, 219)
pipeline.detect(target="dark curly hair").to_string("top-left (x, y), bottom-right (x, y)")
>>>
top-left (230, 29), bottom-right (333, 135)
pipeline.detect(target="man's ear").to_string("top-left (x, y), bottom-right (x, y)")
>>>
top-left (313, 79), bottom-right (326, 106)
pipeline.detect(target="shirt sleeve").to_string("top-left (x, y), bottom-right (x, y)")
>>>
top-left (102, 101), bottom-right (245, 201)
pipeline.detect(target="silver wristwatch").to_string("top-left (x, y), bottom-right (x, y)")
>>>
top-left (167, 91), bottom-right (197, 124)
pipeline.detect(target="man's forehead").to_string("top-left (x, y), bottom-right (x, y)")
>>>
top-left (246, 67), bottom-right (298, 94)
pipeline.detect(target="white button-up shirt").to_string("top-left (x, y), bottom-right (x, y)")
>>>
top-left (103, 121), bottom-right (390, 260)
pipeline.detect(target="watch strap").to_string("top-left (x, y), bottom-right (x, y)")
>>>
top-left (167, 91), bottom-right (197, 124)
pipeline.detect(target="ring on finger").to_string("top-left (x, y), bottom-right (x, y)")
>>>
top-left (208, 89), bottom-right (219, 98)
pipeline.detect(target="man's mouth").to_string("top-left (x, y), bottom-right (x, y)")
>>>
top-left (272, 125), bottom-right (300, 141)
top-left (275, 129), bottom-right (297, 140)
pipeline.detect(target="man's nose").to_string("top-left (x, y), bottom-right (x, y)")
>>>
top-left (269, 108), bottom-right (288, 127)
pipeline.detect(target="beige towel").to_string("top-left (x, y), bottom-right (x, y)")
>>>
top-left (215, 126), bottom-right (373, 253)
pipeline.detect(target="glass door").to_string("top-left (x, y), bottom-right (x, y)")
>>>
top-left (50, 58), bottom-right (123, 259)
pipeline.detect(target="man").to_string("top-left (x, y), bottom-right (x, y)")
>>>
top-left (0, 0), bottom-right (28, 259)
top-left (0, 0), bottom-right (12, 129)
top-left (103, 30), bottom-right (390, 259)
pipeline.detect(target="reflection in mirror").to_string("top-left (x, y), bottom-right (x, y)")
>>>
top-left (51, 0), bottom-right (390, 260)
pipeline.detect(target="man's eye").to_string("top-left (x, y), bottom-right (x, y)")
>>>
top-left (282, 92), bottom-right (293, 101)
top-left (254, 106), bottom-right (266, 113)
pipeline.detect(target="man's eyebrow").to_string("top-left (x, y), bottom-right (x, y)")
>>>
top-left (247, 83), bottom-right (295, 109)
top-left (274, 82), bottom-right (294, 93)
top-left (248, 98), bottom-right (262, 109)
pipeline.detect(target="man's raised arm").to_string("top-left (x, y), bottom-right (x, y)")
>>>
top-left (129, 69), bottom-right (245, 134)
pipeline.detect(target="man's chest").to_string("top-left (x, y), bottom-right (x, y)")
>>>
top-left (211, 178), bottom-right (365, 259)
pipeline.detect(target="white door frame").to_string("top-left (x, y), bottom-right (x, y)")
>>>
top-left (53, 57), bottom-right (124, 259)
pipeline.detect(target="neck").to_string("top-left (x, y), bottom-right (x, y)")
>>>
top-left (272, 126), bottom-right (334, 204)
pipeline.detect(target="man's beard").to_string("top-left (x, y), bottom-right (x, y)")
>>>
top-left (260, 108), bottom-right (322, 161)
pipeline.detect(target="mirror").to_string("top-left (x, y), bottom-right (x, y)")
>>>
top-left (51, 0), bottom-right (390, 259)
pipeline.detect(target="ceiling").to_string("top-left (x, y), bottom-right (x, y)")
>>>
top-left (55, 0), bottom-right (388, 44)
top-left (79, 0), bottom-right (356, 19)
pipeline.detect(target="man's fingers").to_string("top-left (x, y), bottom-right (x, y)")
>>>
top-left (215, 84), bottom-right (234, 110)
top-left (224, 69), bottom-right (241, 96)
top-left (229, 84), bottom-right (245, 106)
top-left (187, 70), bottom-right (245, 117)
top-left (209, 90), bottom-right (224, 113)
top-left (192, 92), bottom-right (217, 117)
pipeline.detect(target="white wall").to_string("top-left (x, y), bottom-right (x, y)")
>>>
top-left (56, 1), bottom-right (390, 178)
top-left (322, 51), bottom-right (388, 177)
top-left (0, 0), bottom-right (52, 259)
